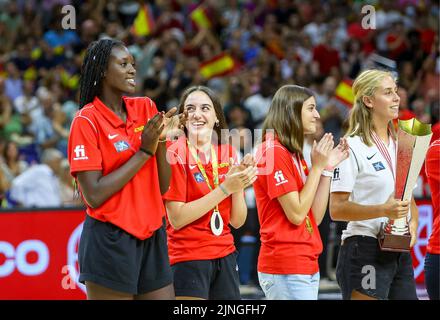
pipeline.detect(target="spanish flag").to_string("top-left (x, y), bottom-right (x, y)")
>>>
top-left (334, 79), bottom-right (354, 108)
top-left (265, 39), bottom-right (284, 59)
top-left (190, 4), bottom-right (211, 30)
top-left (199, 53), bottom-right (239, 79)
top-left (131, 4), bottom-right (155, 37)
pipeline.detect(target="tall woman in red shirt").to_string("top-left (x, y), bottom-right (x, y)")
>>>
top-left (163, 86), bottom-right (257, 300)
top-left (68, 39), bottom-right (185, 300)
top-left (254, 85), bottom-right (349, 300)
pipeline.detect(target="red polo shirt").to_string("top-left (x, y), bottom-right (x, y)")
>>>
top-left (254, 138), bottom-right (323, 275)
top-left (426, 139), bottom-right (440, 254)
top-left (67, 96), bottom-right (165, 240)
top-left (163, 138), bottom-right (237, 265)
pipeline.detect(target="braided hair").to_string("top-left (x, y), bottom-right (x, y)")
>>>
top-left (78, 38), bottom-right (124, 109)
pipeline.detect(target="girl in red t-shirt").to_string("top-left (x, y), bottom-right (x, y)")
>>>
top-left (254, 85), bottom-right (348, 300)
top-left (163, 86), bottom-right (257, 300)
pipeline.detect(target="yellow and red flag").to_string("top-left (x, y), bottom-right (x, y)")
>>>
top-left (190, 4), bottom-right (211, 30)
top-left (334, 79), bottom-right (354, 108)
top-left (265, 39), bottom-right (284, 59)
top-left (131, 4), bottom-right (155, 37)
top-left (199, 53), bottom-right (240, 79)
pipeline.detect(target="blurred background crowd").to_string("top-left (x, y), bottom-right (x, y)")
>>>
top-left (0, 0), bottom-right (438, 288)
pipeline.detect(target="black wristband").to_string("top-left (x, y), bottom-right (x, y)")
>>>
top-left (139, 147), bottom-right (154, 157)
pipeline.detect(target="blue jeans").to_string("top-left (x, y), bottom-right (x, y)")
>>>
top-left (258, 272), bottom-right (320, 300)
top-left (424, 253), bottom-right (439, 300)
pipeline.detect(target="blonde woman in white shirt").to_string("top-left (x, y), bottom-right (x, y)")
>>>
top-left (330, 69), bottom-right (418, 300)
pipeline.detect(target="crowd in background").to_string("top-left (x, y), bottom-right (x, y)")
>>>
top-left (0, 0), bottom-right (438, 206)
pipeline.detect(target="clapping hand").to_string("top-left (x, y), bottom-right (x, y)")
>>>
top-left (159, 107), bottom-right (188, 141)
top-left (327, 137), bottom-right (349, 170)
top-left (227, 154), bottom-right (255, 175)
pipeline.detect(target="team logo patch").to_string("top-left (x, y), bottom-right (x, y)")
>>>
top-left (193, 172), bottom-right (205, 183)
top-left (114, 140), bottom-right (130, 153)
top-left (274, 170), bottom-right (288, 186)
top-left (134, 125), bottom-right (144, 133)
top-left (372, 161), bottom-right (385, 171)
top-left (73, 145), bottom-right (88, 160)
top-left (332, 168), bottom-right (340, 181)
top-left (367, 152), bottom-right (377, 161)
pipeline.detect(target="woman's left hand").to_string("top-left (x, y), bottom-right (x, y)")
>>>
top-left (327, 137), bottom-right (349, 170)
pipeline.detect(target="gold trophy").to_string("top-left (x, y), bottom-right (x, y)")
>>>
top-left (379, 118), bottom-right (432, 252)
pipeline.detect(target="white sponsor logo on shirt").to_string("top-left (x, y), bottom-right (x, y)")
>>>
top-left (332, 168), bottom-right (340, 181)
top-left (274, 170), bottom-right (288, 186)
top-left (108, 134), bottom-right (119, 140)
top-left (73, 145), bottom-right (88, 160)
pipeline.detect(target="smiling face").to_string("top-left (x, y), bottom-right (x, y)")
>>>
top-left (301, 96), bottom-right (320, 135)
top-left (102, 46), bottom-right (136, 94)
top-left (184, 91), bottom-right (218, 139)
top-left (367, 75), bottom-right (400, 122)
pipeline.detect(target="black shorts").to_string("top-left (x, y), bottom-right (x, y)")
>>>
top-left (172, 252), bottom-right (241, 300)
top-left (336, 235), bottom-right (417, 300)
top-left (78, 215), bottom-right (173, 295)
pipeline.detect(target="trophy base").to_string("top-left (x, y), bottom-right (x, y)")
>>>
top-left (378, 227), bottom-right (411, 253)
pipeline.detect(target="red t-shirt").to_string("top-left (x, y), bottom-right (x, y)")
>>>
top-left (426, 139), bottom-right (440, 254)
top-left (347, 22), bottom-right (375, 54)
top-left (254, 138), bottom-right (323, 275)
top-left (163, 138), bottom-right (237, 265)
top-left (68, 96), bottom-right (165, 240)
top-left (386, 33), bottom-right (407, 60)
top-left (312, 44), bottom-right (340, 76)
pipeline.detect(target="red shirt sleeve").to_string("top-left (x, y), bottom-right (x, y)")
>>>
top-left (68, 116), bottom-right (103, 176)
top-left (163, 142), bottom-right (187, 202)
top-left (145, 97), bottom-right (159, 116)
top-left (265, 145), bottom-right (300, 200)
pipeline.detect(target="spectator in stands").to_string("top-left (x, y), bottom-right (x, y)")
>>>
top-left (0, 163), bottom-right (9, 206)
top-left (4, 62), bottom-right (23, 102)
top-left (0, 140), bottom-right (28, 184)
top-left (29, 87), bottom-right (64, 154)
top-left (143, 55), bottom-right (168, 111)
top-left (13, 79), bottom-right (42, 132)
top-left (9, 148), bottom-right (63, 207)
top-left (243, 77), bottom-right (273, 128)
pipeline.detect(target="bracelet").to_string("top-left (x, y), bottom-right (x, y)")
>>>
top-left (219, 184), bottom-right (230, 196)
top-left (139, 147), bottom-right (154, 157)
top-left (321, 169), bottom-right (334, 177)
top-left (158, 138), bottom-right (167, 143)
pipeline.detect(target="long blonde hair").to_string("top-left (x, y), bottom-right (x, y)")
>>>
top-left (346, 69), bottom-right (396, 146)
top-left (262, 85), bottom-right (315, 156)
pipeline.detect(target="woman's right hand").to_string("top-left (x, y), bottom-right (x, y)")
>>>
top-left (222, 166), bottom-right (258, 194)
top-left (311, 133), bottom-right (334, 170)
top-left (140, 112), bottom-right (165, 154)
top-left (382, 193), bottom-right (410, 219)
